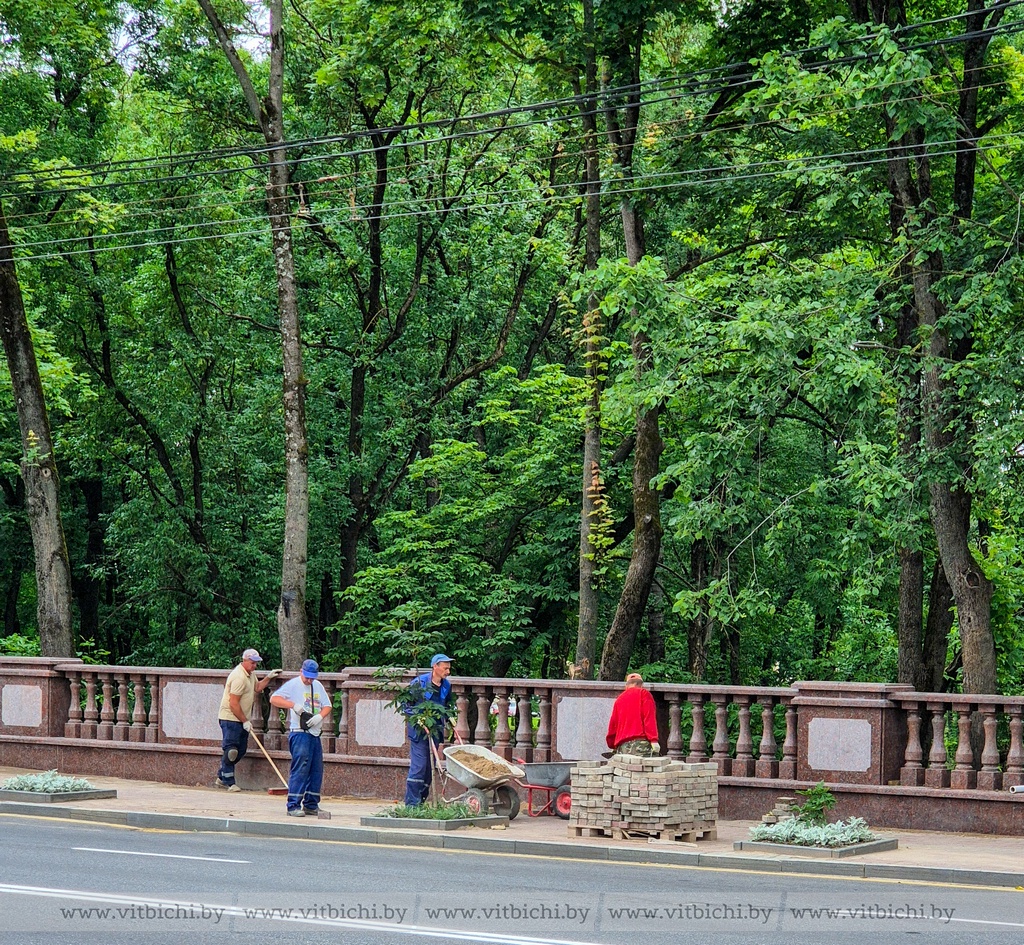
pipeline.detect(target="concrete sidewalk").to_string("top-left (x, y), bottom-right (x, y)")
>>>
top-left (1, 765), bottom-right (1021, 888)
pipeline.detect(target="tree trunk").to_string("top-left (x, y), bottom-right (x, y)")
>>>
top-left (198, 0), bottom-right (309, 668)
top-left (896, 547), bottom-right (925, 689)
top-left (71, 476), bottom-right (104, 650)
top-left (923, 558), bottom-right (953, 691)
top-left (2, 477), bottom-right (26, 636)
top-left (877, 4), bottom-right (999, 695)
top-left (573, 0), bottom-right (602, 680)
top-left (600, 386), bottom-right (661, 679)
top-left (598, 29), bottom-right (663, 681)
top-left (0, 200), bottom-right (74, 656)
top-left (645, 572), bottom-right (665, 664)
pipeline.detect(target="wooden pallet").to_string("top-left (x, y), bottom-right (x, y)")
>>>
top-left (569, 824), bottom-right (717, 842)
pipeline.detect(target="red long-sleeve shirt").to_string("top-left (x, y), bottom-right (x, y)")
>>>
top-left (606, 685), bottom-right (659, 750)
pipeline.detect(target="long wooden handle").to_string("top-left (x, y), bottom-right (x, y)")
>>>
top-left (249, 729), bottom-right (289, 789)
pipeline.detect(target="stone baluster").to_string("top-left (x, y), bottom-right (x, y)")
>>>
top-left (711, 695), bottom-right (732, 776)
top-left (145, 673), bottom-right (160, 743)
top-left (130, 674), bottom-right (148, 742)
top-left (924, 703), bottom-right (950, 788)
top-left (779, 702), bottom-right (798, 779)
top-left (82, 672), bottom-right (99, 738)
top-left (251, 683), bottom-right (267, 734)
top-left (732, 697), bottom-right (755, 777)
top-left (493, 687), bottom-right (511, 759)
top-left (455, 690), bottom-right (472, 744)
top-left (266, 687), bottom-right (285, 750)
top-left (535, 690), bottom-right (551, 761)
top-left (336, 684), bottom-right (350, 755)
top-left (755, 698), bottom-right (779, 779)
top-left (514, 691), bottom-right (533, 761)
top-left (65, 671), bottom-right (83, 738)
top-left (950, 704), bottom-right (977, 790)
top-left (113, 674), bottom-right (131, 741)
top-left (900, 701), bottom-right (925, 786)
top-left (976, 704), bottom-right (1003, 792)
top-left (686, 697), bottom-right (708, 763)
top-left (666, 693), bottom-right (684, 760)
top-left (314, 679), bottom-right (334, 753)
top-left (474, 690), bottom-right (492, 746)
top-left (97, 672), bottom-right (116, 740)
top-left (1004, 706), bottom-right (1024, 789)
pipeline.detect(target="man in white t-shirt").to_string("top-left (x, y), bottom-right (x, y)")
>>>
top-left (270, 659), bottom-right (332, 816)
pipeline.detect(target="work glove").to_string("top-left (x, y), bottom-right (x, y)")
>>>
top-left (263, 668), bottom-right (282, 681)
top-left (650, 740), bottom-right (660, 754)
top-left (306, 714), bottom-right (323, 736)
top-left (242, 721), bottom-right (253, 733)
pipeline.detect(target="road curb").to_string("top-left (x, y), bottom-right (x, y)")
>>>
top-left (3, 802), bottom-right (1022, 888)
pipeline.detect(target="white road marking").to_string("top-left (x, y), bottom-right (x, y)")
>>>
top-left (0, 882), bottom-right (613, 945)
top-left (72, 847), bottom-right (250, 863)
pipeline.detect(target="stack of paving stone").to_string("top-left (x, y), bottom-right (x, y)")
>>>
top-left (760, 795), bottom-right (799, 825)
top-left (568, 755), bottom-right (718, 841)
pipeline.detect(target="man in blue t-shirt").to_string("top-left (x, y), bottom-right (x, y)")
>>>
top-left (269, 659), bottom-right (332, 816)
top-left (403, 653), bottom-right (454, 806)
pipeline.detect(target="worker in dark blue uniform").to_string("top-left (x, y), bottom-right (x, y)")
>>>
top-left (403, 653), bottom-right (454, 806)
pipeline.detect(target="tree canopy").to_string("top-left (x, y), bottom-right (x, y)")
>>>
top-left (2, 0), bottom-right (1023, 694)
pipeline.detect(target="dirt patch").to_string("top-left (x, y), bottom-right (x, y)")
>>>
top-left (448, 750), bottom-right (510, 782)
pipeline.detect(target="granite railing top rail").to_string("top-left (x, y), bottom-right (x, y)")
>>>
top-left (1, 657), bottom-right (1018, 704)
top-left (890, 691), bottom-right (1024, 708)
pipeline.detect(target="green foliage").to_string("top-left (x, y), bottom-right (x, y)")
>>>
top-left (0, 633), bottom-right (40, 656)
top-left (795, 781), bottom-right (837, 825)
top-left (750, 816), bottom-right (876, 846)
top-left (1, 769), bottom-right (96, 792)
top-left (2, 0), bottom-right (1024, 697)
top-left (377, 800), bottom-right (474, 820)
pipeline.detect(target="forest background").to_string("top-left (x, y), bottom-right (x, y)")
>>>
top-left (2, 0), bottom-right (1024, 696)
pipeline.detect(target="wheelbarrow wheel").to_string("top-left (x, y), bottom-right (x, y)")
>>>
top-left (554, 785), bottom-right (572, 819)
top-left (464, 788), bottom-right (489, 815)
top-left (491, 784), bottom-right (521, 820)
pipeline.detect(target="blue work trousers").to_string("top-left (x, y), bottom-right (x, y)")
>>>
top-left (404, 736), bottom-right (435, 806)
top-left (218, 720), bottom-right (249, 785)
top-left (287, 730), bottom-right (323, 812)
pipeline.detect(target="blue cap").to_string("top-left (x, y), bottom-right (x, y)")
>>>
top-left (430, 653), bottom-right (453, 667)
top-left (300, 659), bottom-right (319, 679)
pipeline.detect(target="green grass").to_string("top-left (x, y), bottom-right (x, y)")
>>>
top-left (377, 801), bottom-right (475, 820)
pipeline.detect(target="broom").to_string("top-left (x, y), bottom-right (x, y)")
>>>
top-left (248, 728), bottom-right (290, 796)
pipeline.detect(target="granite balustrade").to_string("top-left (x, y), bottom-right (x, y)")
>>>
top-left (0, 657), bottom-right (1021, 833)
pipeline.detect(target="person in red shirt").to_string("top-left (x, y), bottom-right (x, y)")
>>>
top-left (606, 673), bottom-right (660, 756)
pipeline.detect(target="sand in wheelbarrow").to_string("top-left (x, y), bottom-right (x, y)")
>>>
top-left (448, 750), bottom-right (511, 781)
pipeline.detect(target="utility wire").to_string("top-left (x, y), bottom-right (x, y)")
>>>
top-left (8, 134), bottom-right (1019, 264)
top-left (9, 125), bottom-right (1023, 255)
top-left (4, 67), bottom-right (1018, 240)
top-left (4, 7), bottom-right (1022, 195)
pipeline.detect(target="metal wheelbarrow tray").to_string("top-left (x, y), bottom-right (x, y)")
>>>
top-left (520, 762), bottom-right (572, 788)
top-left (443, 744), bottom-right (525, 788)
top-left (442, 745), bottom-right (525, 818)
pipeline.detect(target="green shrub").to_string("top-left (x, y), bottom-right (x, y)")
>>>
top-left (795, 781), bottom-right (836, 825)
top-left (749, 816), bottom-right (876, 847)
top-left (1, 770), bottom-right (97, 793)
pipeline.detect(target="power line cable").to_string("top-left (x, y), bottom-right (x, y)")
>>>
top-left (4, 7), bottom-right (1022, 194)
top-left (9, 134), bottom-right (1019, 263)
top-left (4, 66), bottom-right (1018, 238)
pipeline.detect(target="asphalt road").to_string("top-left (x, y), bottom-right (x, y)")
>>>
top-left (1, 816), bottom-right (1022, 944)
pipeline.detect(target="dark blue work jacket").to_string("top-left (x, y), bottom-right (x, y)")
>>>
top-left (404, 671), bottom-right (453, 743)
